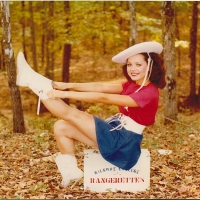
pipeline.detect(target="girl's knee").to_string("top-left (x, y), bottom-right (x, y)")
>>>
top-left (54, 120), bottom-right (69, 137)
top-left (54, 119), bottom-right (77, 139)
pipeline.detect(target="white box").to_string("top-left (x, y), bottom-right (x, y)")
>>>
top-left (84, 149), bottom-right (150, 192)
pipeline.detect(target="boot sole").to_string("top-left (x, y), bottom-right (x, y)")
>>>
top-left (61, 170), bottom-right (83, 186)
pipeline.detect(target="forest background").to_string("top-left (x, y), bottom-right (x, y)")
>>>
top-left (0, 1), bottom-right (200, 199)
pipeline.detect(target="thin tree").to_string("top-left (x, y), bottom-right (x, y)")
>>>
top-left (62, 1), bottom-right (71, 105)
top-left (162, 1), bottom-right (178, 124)
top-left (41, 1), bottom-right (47, 68)
top-left (1, 1), bottom-right (25, 133)
top-left (0, 7), bottom-right (5, 71)
top-left (29, 1), bottom-right (37, 71)
top-left (0, 40), bottom-right (6, 71)
top-left (62, 1), bottom-right (71, 83)
top-left (40, 2), bottom-right (55, 113)
top-left (175, 9), bottom-right (181, 77)
top-left (198, 46), bottom-right (200, 104)
top-left (189, 1), bottom-right (198, 105)
top-left (129, 1), bottom-right (137, 46)
top-left (45, 1), bottom-right (54, 80)
top-left (0, 55), bottom-right (1, 70)
top-left (21, 1), bottom-right (27, 60)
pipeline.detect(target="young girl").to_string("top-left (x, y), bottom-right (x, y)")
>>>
top-left (16, 41), bottom-right (166, 186)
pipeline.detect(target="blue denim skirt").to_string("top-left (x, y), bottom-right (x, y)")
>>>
top-left (94, 115), bottom-right (143, 170)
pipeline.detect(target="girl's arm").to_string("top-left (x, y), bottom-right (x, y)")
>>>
top-left (53, 82), bottom-right (123, 94)
top-left (47, 90), bottom-right (139, 107)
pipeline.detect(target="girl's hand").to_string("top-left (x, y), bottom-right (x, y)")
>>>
top-left (52, 81), bottom-right (68, 90)
top-left (47, 89), bottom-right (67, 99)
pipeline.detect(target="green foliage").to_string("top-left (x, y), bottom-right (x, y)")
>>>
top-left (2, 173), bottom-right (9, 180)
top-left (6, 1), bottom-right (194, 92)
top-left (38, 183), bottom-right (48, 191)
top-left (45, 162), bottom-right (55, 169)
top-left (87, 104), bottom-right (119, 119)
top-left (21, 144), bottom-right (29, 152)
top-left (0, 131), bottom-right (10, 140)
top-left (7, 1), bottom-right (167, 69)
top-left (28, 187), bottom-right (36, 194)
top-left (28, 116), bottom-right (57, 131)
top-left (175, 40), bottom-right (189, 48)
top-left (87, 105), bottom-right (103, 115)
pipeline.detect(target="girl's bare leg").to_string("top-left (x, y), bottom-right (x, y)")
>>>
top-left (54, 119), bottom-right (98, 155)
top-left (42, 98), bottom-right (98, 145)
top-left (41, 98), bottom-right (99, 186)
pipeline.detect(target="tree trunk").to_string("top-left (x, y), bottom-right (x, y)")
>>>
top-left (62, 1), bottom-right (71, 105)
top-left (1, 1), bottom-right (25, 133)
top-left (45, 1), bottom-right (54, 80)
top-left (1, 38), bottom-right (6, 71)
top-left (198, 48), bottom-right (200, 104)
top-left (21, 1), bottom-right (27, 60)
top-left (162, 1), bottom-right (178, 124)
top-left (175, 9), bottom-right (181, 77)
top-left (62, 1), bottom-right (71, 83)
top-left (0, 40), bottom-right (6, 71)
top-left (0, 41), bottom-right (1, 70)
top-left (41, 1), bottom-right (46, 69)
top-left (189, 2), bottom-right (198, 105)
top-left (63, 44), bottom-right (70, 83)
top-left (129, 1), bottom-right (137, 46)
top-left (29, 1), bottom-right (37, 71)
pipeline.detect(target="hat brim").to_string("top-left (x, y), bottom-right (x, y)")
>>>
top-left (112, 41), bottom-right (163, 64)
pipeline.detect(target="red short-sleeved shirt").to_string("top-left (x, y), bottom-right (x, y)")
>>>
top-left (119, 81), bottom-right (159, 126)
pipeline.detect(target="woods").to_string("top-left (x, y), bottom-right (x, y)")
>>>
top-left (0, 1), bottom-right (200, 199)
top-left (0, 1), bottom-right (199, 129)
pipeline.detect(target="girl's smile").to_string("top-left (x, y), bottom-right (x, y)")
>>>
top-left (126, 54), bottom-right (148, 85)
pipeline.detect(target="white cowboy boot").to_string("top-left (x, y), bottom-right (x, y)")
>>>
top-left (55, 154), bottom-right (83, 186)
top-left (16, 51), bottom-right (53, 100)
top-left (16, 52), bottom-right (53, 114)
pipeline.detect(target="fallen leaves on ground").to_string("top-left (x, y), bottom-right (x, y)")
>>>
top-left (0, 68), bottom-right (200, 198)
top-left (0, 111), bottom-right (200, 199)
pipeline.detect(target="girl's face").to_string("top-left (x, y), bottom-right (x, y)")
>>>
top-left (126, 54), bottom-right (148, 85)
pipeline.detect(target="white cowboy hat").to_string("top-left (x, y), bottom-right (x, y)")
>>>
top-left (112, 41), bottom-right (163, 64)
top-left (112, 41), bottom-right (163, 93)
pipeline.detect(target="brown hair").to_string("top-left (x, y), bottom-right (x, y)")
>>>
top-left (122, 53), bottom-right (166, 89)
